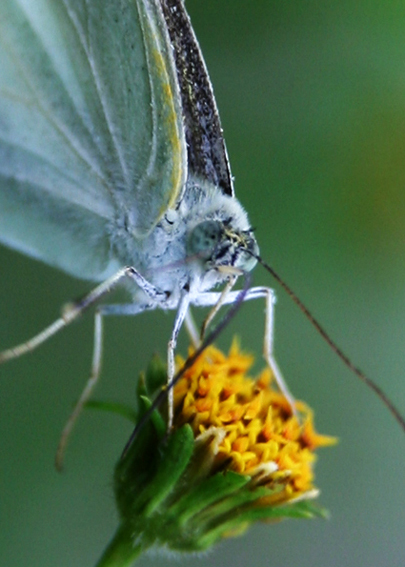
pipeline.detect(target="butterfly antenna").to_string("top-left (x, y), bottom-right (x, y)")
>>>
top-left (254, 253), bottom-right (405, 432)
top-left (121, 271), bottom-right (252, 458)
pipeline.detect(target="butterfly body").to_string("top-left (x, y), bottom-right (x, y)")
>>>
top-left (113, 182), bottom-right (257, 310)
top-left (0, 0), bottom-right (256, 301)
top-left (0, 0), bottom-right (283, 465)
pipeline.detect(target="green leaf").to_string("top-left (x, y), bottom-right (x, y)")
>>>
top-left (84, 400), bottom-right (137, 423)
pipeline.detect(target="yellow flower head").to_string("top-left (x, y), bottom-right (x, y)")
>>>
top-left (103, 340), bottom-right (336, 563)
top-left (173, 340), bottom-right (336, 505)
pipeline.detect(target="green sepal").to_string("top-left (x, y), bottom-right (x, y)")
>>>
top-left (144, 353), bottom-right (168, 397)
top-left (169, 471), bottom-right (251, 526)
top-left (211, 496), bottom-right (329, 529)
top-left (137, 395), bottom-right (166, 439)
top-left (277, 499), bottom-right (330, 520)
top-left (114, 396), bottom-right (165, 519)
top-left (135, 371), bottom-right (147, 398)
top-left (195, 497), bottom-right (327, 550)
top-left (135, 424), bottom-right (195, 517)
top-left (194, 482), bottom-right (280, 528)
top-left (185, 484), bottom-right (280, 550)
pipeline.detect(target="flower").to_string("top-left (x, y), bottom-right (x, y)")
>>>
top-left (174, 341), bottom-right (336, 506)
top-left (95, 341), bottom-right (336, 566)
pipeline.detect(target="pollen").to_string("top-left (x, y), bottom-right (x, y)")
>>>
top-left (173, 340), bottom-right (336, 504)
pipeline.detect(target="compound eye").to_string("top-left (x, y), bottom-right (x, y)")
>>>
top-left (187, 220), bottom-right (223, 260)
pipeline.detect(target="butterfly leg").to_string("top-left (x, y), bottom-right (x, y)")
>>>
top-left (55, 299), bottom-right (157, 470)
top-left (56, 266), bottom-right (187, 464)
top-left (199, 275), bottom-right (238, 341)
top-left (193, 286), bottom-right (296, 413)
top-left (7, 265), bottom-right (166, 470)
top-left (181, 278), bottom-right (238, 350)
top-left (0, 266), bottom-right (165, 364)
top-left (183, 270), bottom-right (241, 348)
top-left (1, 266), bottom-right (166, 468)
top-left (261, 287), bottom-right (297, 414)
top-left (55, 308), bottom-right (104, 470)
top-left (167, 292), bottom-right (191, 429)
top-left (184, 309), bottom-right (200, 348)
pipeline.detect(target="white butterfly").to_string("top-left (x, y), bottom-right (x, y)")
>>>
top-left (0, 0), bottom-right (293, 466)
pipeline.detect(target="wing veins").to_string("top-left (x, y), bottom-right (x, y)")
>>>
top-left (61, 0), bottom-right (133, 192)
top-left (0, 135), bottom-right (111, 219)
top-left (1, 28), bottom-right (111, 194)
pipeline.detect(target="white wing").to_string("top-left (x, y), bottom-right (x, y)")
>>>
top-left (0, 0), bottom-right (186, 280)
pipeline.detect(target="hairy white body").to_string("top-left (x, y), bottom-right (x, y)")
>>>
top-left (0, 0), bottom-right (294, 467)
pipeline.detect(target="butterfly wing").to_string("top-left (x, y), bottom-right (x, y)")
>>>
top-left (0, 0), bottom-right (186, 280)
top-left (161, 0), bottom-right (234, 196)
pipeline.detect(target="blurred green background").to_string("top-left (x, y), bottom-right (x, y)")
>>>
top-left (1, 0), bottom-right (405, 565)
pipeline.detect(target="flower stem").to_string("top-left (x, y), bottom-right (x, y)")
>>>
top-left (94, 523), bottom-right (142, 567)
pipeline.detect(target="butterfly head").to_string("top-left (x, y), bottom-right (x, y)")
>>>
top-left (187, 218), bottom-right (258, 274)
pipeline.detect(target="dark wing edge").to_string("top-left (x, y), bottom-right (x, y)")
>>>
top-left (160, 0), bottom-right (234, 196)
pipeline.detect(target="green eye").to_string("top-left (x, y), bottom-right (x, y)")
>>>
top-left (187, 221), bottom-right (223, 259)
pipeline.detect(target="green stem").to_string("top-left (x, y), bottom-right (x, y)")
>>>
top-left (94, 523), bottom-right (142, 567)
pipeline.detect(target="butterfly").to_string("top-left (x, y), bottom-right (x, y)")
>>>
top-left (0, 0), bottom-right (295, 467)
top-left (1, 1), bottom-right (404, 470)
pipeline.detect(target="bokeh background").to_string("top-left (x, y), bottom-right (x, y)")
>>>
top-left (1, 1), bottom-right (405, 566)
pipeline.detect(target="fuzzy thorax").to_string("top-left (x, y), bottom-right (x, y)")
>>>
top-left (114, 180), bottom-right (259, 307)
